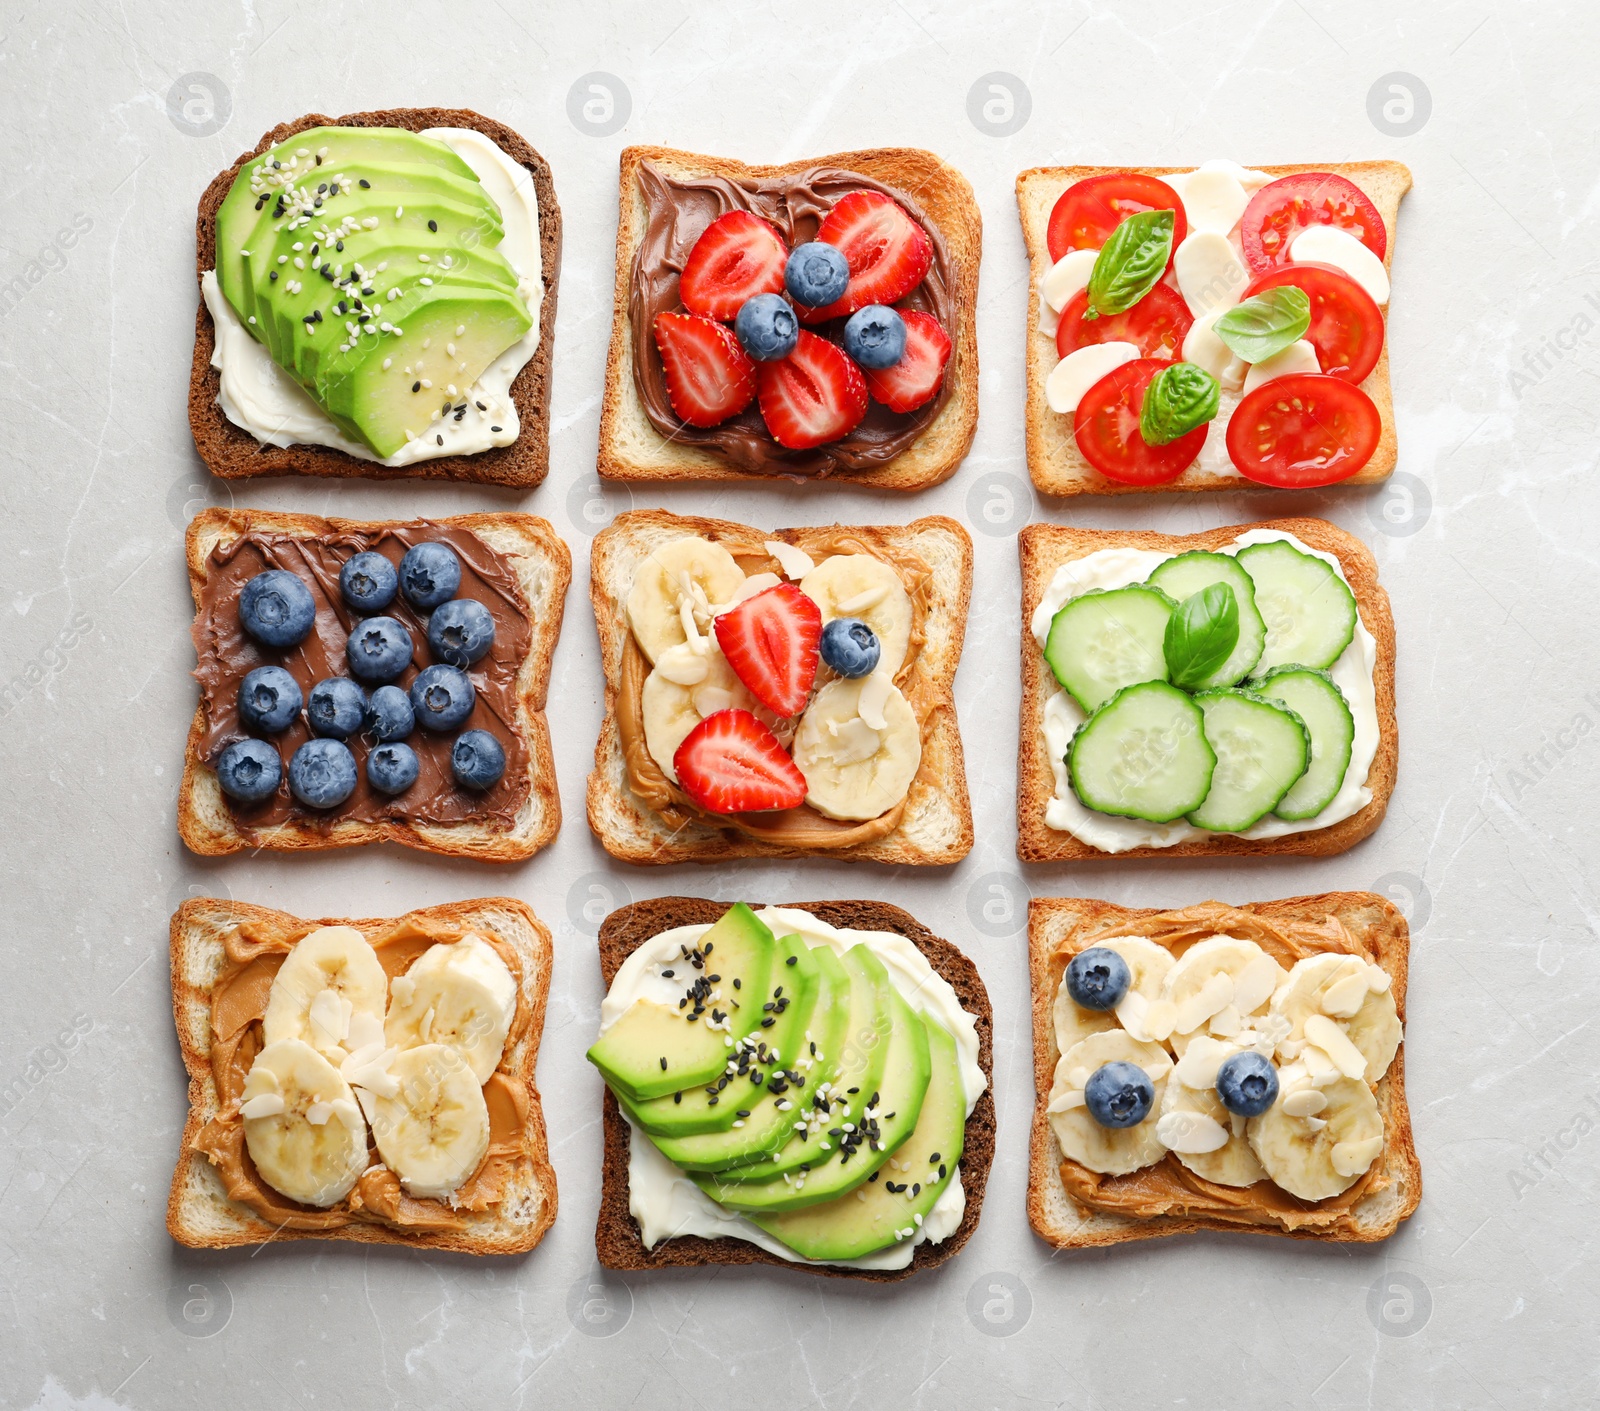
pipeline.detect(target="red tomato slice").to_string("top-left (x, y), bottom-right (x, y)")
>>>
top-left (1073, 358), bottom-right (1207, 486)
top-left (1047, 172), bottom-right (1188, 263)
top-left (1225, 373), bottom-right (1380, 487)
top-left (1242, 262), bottom-right (1384, 384)
top-left (1056, 282), bottom-right (1193, 361)
top-left (1240, 173), bottom-right (1387, 273)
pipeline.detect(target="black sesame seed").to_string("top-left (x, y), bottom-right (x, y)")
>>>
top-left (786, 955), bottom-right (798, 966)
top-left (929, 1152), bottom-right (940, 1163)
top-left (436, 434), bottom-right (443, 446)
top-left (662, 970), bottom-right (674, 979)
top-left (673, 1092), bottom-right (682, 1104)
top-left (412, 381), bottom-right (421, 392)
top-left (732, 978), bottom-right (741, 990)
top-left (912, 1183), bottom-right (921, 1196)
top-left (428, 219), bottom-right (438, 232)
top-left (736, 1110), bottom-right (750, 1118)
top-left (359, 178), bottom-right (370, 188)
top-left (659, 1057), bottom-right (667, 1071)
top-left (311, 244), bottom-right (319, 258)
top-left (269, 270), bottom-right (278, 281)
top-left (848, 1088), bottom-right (860, 1095)
top-left (938, 1164), bottom-right (946, 1179)
top-left (490, 426), bottom-right (502, 433)
top-left (476, 401), bottom-right (487, 411)
top-left (336, 240), bottom-right (344, 252)
top-left (760, 1018), bottom-right (775, 1028)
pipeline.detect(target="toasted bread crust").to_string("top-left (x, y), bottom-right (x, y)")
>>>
top-left (166, 895), bottom-right (557, 1253)
top-left (1016, 160), bottom-right (1411, 497)
top-left (597, 145), bottom-right (980, 490)
top-left (1016, 517), bottom-right (1397, 862)
top-left (189, 107), bottom-right (561, 488)
top-left (592, 897), bottom-right (994, 1280)
top-left (1026, 892), bottom-right (1421, 1248)
top-left (586, 509), bottom-right (973, 865)
top-left (178, 507), bottom-right (569, 862)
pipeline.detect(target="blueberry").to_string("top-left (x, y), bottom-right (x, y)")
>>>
top-left (237, 665), bottom-right (302, 735)
top-left (287, 738), bottom-right (358, 809)
top-left (340, 551), bottom-right (398, 613)
top-left (427, 598), bottom-right (496, 667)
top-left (306, 677), bottom-right (367, 739)
top-left (364, 683), bottom-right (415, 742)
top-left (238, 570), bottom-right (315, 648)
top-left (409, 664), bottom-right (475, 731)
top-left (733, 293), bottom-right (799, 362)
top-left (345, 615), bottom-right (414, 683)
top-left (1215, 1051), bottom-right (1280, 1118)
top-left (1083, 1061), bottom-right (1155, 1129)
top-left (215, 738), bottom-right (281, 803)
top-left (367, 741), bottom-right (420, 796)
top-left (784, 241), bottom-right (850, 308)
top-left (1065, 947), bottom-right (1132, 1012)
top-left (842, 305), bottom-right (907, 370)
top-left (399, 541), bottom-right (462, 610)
top-left (819, 617), bottom-right (881, 679)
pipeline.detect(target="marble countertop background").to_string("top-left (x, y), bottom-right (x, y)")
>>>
top-left (2, 1), bottom-right (1596, 1406)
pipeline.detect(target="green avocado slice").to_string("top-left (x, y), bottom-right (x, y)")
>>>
top-left (753, 1015), bottom-right (967, 1262)
top-left (587, 904), bottom-right (775, 1103)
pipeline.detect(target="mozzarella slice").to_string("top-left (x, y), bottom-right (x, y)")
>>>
top-left (1241, 339), bottom-right (1320, 394)
top-left (1289, 225), bottom-right (1390, 304)
top-left (1041, 248), bottom-right (1099, 312)
top-left (1183, 167), bottom-right (1250, 235)
top-left (1174, 231), bottom-right (1249, 317)
top-left (1182, 310), bottom-right (1247, 391)
top-left (1038, 294), bottom-right (1061, 339)
top-left (1044, 342), bottom-right (1140, 415)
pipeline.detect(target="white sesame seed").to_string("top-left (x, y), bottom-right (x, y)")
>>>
top-left (380, 321), bottom-right (393, 332)
top-left (420, 379), bottom-right (431, 388)
top-left (293, 257), bottom-right (304, 269)
top-left (277, 255), bottom-right (288, 264)
top-left (446, 343), bottom-right (456, 357)
top-left (382, 358), bottom-right (392, 370)
top-left (418, 253), bottom-right (430, 263)
top-left (395, 206), bottom-right (404, 218)
top-left (455, 325), bottom-right (465, 336)
top-left (419, 277), bottom-right (433, 286)
top-left (292, 241), bottom-right (304, 251)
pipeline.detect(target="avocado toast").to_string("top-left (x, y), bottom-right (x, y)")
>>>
top-left (590, 897), bottom-right (994, 1280)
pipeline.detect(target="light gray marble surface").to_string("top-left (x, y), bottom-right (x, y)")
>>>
top-left (2, 1), bottom-right (1595, 1406)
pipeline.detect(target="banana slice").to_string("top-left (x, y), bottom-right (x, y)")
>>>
top-left (1047, 1031), bottom-right (1171, 1176)
top-left (1248, 1064), bottom-right (1384, 1201)
top-left (641, 648), bottom-right (758, 783)
top-left (1053, 936), bottom-right (1174, 1054)
top-left (262, 926), bottom-right (389, 1060)
top-left (240, 1038), bottom-right (370, 1207)
top-left (1270, 953), bottom-right (1401, 1081)
top-left (1159, 1038), bottom-right (1268, 1187)
top-left (799, 554), bottom-right (914, 676)
top-left (790, 675), bottom-right (921, 821)
top-left (385, 935), bottom-right (517, 1084)
top-left (1157, 937), bottom-right (1287, 1056)
top-left (626, 537), bottom-right (746, 664)
top-left (361, 1044), bottom-right (490, 1199)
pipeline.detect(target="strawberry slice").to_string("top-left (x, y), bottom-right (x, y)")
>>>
top-left (755, 331), bottom-right (868, 449)
top-left (801, 192), bottom-right (934, 321)
top-left (678, 211), bottom-right (788, 322)
top-left (714, 583), bottom-right (821, 717)
top-left (674, 709), bottom-right (807, 814)
top-left (863, 310), bottom-right (951, 413)
top-left (653, 312), bottom-right (757, 427)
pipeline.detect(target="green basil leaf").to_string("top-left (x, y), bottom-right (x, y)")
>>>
top-left (1164, 582), bottom-right (1239, 690)
top-left (1086, 209), bottom-right (1174, 319)
top-left (1139, 362), bottom-right (1221, 447)
top-left (1213, 286), bottom-right (1311, 364)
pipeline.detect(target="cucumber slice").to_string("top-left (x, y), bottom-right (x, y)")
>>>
top-left (1068, 681), bottom-right (1215, 823)
top-left (1145, 551), bottom-right (1265, 687)
top-left (1256, 666), bottom-right (1355, 820)
top-left (1236, 539), bottom-right (1357, 675)
top-left (1187, 688), bottom-right (1310, 831)
top-left (1044, 585), bottom-right (1175, 713)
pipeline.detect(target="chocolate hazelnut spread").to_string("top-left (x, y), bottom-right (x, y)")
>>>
top-left (615, 529), bottom-right (938, 846)
top-left (629, 163), bottom-right (956, 477)
top-left (192, 520), bottom-right (531, 832)
top-left (193, 916), bottom-right (531, 1233)
top-left (1050, 905), bottom-right (1397, 1235)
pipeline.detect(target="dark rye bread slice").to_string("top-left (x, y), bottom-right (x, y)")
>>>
top-left (189, 107), bottom-right (561, 488)
top-left (594, 897), bottom-right (994, 1281)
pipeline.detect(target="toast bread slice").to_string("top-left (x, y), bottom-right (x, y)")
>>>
top-left (178, 507), bottom-right (569, 862)
top-left (1016, 161), bottom-right (1411, 497)
top-left (167, 895), bottom-right (557, 1253)
top-left (594, 897), bottom-right (994, 1280)
top-left (1017, 517), bottom-right (1396, 862)
top-left (189, 107), bottom-right (561, 488)
top-left (587, 509), bottom-right (973, 865)
top-left (1026, 892), bottom-right (1420, 1248)
top-left (597, 145), bottom-right (980, 490)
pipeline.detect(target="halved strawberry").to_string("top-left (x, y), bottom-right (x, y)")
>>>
top-left (801, 192), bottom-right (934, 321)
top-left (653, 312), bottom-right (757, 427)
top-left (755, 331), bottom-right (868, 449)
top-left (714, 583), bottom-right (821, 716)
top-left (863, 310), bottom-right (951, 413)
top-left (678, 211), bottom-right (788, 322)
top-left (674, 709), bottom-right (807, 814)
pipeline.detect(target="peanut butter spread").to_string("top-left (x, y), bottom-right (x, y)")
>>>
top-left (1050, 903), bottom-right (1397, 1235)
top-left (193, 916), bottom-right (530, 1233)
top-left (616, 528), bottom-right (941, 847)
